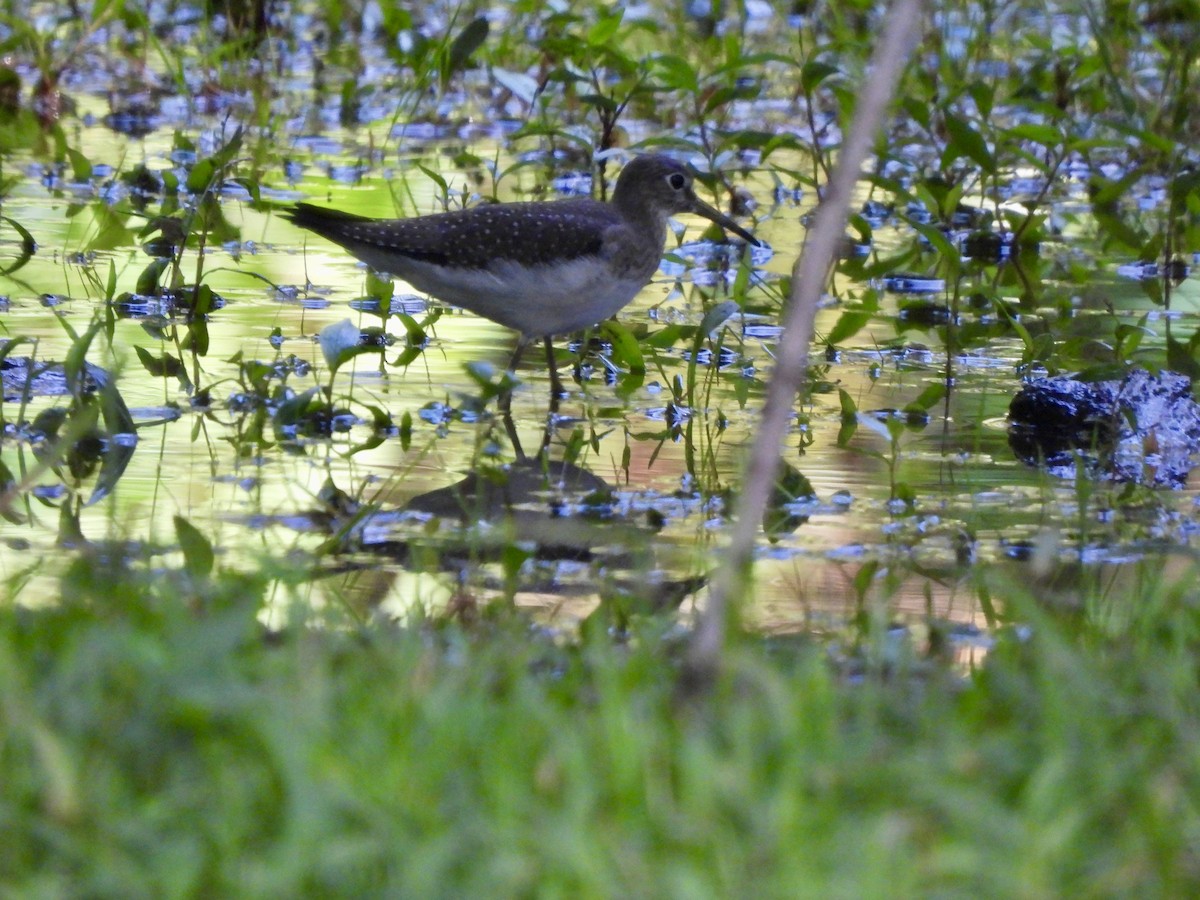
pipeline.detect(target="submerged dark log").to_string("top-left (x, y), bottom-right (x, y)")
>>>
top-left (1008, 369), bottom-right (1200, 487)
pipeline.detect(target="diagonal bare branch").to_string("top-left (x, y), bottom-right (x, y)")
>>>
top-left (684, 0), bottom-right (928, 694)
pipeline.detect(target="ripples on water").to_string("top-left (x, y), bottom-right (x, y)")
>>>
top-left (0, 5), bottom-right (1197, 661)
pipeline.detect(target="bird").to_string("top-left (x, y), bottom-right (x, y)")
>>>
top-left (284, 154), bottom-right (761, 402)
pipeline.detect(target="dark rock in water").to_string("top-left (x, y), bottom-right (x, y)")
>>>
top-left (899, 301), bottom-right (955, 327)
top-left (0, 353), bottom-right (109, 401)
top-left (962, 230), bottom-right (1016, 263)
top-left (882, 272), bottom-right (946, 294)
top-left (104, 104), bottom-right (159, 138)
top-left (1008, 369), bottom-right (1200, 487)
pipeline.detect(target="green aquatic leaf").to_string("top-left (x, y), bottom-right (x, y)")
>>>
top-left (416, 164), bottom-right (449, 195)
top-left (183, 319), bottom-right (210, 357)
top-left (824, 311), bottom-right (872, 346)
top-left (445, 17), bottom-right (489, 82)
top-left (136, 259), bottom-right (170, 295)
top-left (174, 515), bottom-right (214, 580)
top-left (698, 300), bottom-right (738, 337)
top-left (615, 371), bottom-right (644, 400)
top-left (838, 388), bottom-right (858, 420)
top-left (904, 382), bottom-right (947, 414)
top-left (62, 321), bottom-right (101, 400)
top-left (134, 345), bottom-right (185, 380)
top-left (763, 463), bottom-right (815, 543)
top-left (840, 391), bottom-right (859, 451)
top-left (653, 55), bottom-right (698, 92)
top-left (348, 435), bottom-right (385, 456)
top-left (909, 221), bottom-right (961, 276)
top-left (800, 60), bottom-right (839, 93)
top-left (643, 324), bottom-right (689, 349)
top-left (1167, 336), bottom-right (1200, 380)
top-left (186, 158), bottom-right (215, 194)
top-left (901, 96), bottom-right (931, 131)
top-left (319, 318), bottom-right (367, 373)
top-left (586, 11), bottom-right (623, 46)
top-left (399, 411), bottom-right (413, 451)
top-left (968, 80), bottom-right (995, 119)
top-left (87, 434), bottom-right (135, 507)
top-left (1006, 123), bottom-right (1065, 147)
top-left (65, 148), bottom-right (92, 182)
top-left (0, 457), bottom-right (24, 523)
top-left (0, 215), bottom-right (35, 275)
top-left (600, 319), bottom-right (645, 373)
top-left (389, 312), bottom-right (431, 368)
top-left (943, 113), bottom-right (996, 174)
top-left (366, 271), bottom-right (394, 308)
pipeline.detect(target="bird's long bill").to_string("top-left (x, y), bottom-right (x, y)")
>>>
top-left (690, 198), bottom-right (762, 247)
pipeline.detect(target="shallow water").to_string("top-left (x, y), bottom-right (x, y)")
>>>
top-left (2, 3), bottom-right (1199, 663)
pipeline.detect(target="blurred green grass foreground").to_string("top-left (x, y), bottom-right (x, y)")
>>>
top-left (2, 549), bottom-right (1199, 897)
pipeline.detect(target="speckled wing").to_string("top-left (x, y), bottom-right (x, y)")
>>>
top-left (286, 199), bottom-right (622, 271)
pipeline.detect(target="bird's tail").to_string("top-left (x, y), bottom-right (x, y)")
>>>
top-left (283, 202), bottom-right (370, 240)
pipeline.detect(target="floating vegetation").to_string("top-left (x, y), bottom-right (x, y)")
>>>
top-left (0, 0), bottom-right (1194, 685)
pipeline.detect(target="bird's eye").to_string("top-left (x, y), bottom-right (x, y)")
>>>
top-left (668, 173), bottom-right (687, 190)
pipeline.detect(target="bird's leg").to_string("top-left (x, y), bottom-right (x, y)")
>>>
top-left (539, 337), bottom-right (564, 459)
top-left (508, 337), bottom-right (530, 375)
top-left (499, 338), bottom-right (529, 460)
top-left (504, 412), bottom-right (526, 462)
top-left (544, 336), bottom-right (565, 401)
top-left (500, 338), bottom-right (529, 413)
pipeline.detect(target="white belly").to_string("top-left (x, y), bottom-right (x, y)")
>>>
top-left (394, 255), bottom-right (651, 337)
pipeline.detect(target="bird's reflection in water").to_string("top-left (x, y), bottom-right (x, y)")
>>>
top-left (306, 454), bottom-right (707, 629)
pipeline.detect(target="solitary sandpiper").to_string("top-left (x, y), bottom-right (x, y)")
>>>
top-left (285, 154), bottom-right (761, 394)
